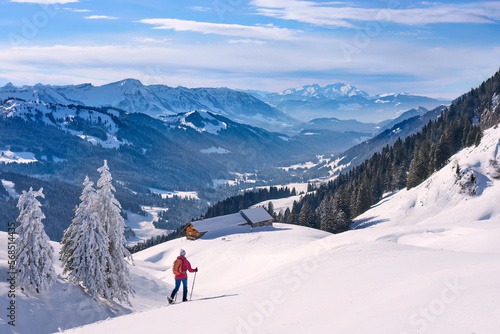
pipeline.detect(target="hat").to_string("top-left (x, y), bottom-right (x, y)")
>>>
top-left (180, 249), bottom-right (186, 256)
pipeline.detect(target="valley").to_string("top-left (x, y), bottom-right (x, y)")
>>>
top-left (0, 79), bottom-right (448, 242)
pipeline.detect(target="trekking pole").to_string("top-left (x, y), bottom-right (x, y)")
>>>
top-left (190, 271), bottom-right (197, 301)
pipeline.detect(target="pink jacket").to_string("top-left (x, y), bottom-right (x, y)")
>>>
top-left (174, 255), bottom-right (197, 280)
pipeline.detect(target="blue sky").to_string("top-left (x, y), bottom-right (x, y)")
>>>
top-left (0, 0), bottom-right (499, 98)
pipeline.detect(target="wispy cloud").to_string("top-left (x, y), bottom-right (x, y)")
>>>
top-left (398, 30), bottom-right (432, 37)
top-left (84, 15), bottom-right (119, 20)
top-left (64, 7), bottom-right (90, 12)
top-left (228, 39), bottom-right (267, 45)
top-left (189, 6), bottom-right (210, 12)
top-left (10, 0), bottom-right (78, 3)
top-left (251, 0), bottom-right (500, 27)
top-left (139, 18), bottom-right (298, 40)
top-left (135, 37), bottom-right (171, 44)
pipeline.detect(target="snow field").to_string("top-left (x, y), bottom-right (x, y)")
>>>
top-left (61, 217), bottom-right (500, 334)
top-left (0, 151), bottom-right (37, 164)
top-left (147, 188), bottom-right (199, 200)
top-left (124, 207), bottom-right (172, 246)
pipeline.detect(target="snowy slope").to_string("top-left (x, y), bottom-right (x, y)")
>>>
top-left (0, 234), bottom-right (171, 334)
top-left (60, 128), bottom-right (500, 334)
top-left (0, 151), bottom-right (38, 164)
top-left (0, 99), bottom-right (125, 148)
top-left (353, 126), bottom-right (500, 232)
top-left (163, 110), bottom-right (229, 135)
top-left (62, 223), bottom-right (500, 334)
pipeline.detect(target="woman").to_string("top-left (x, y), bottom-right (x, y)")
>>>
top-left (168, 249), bottom-right (198, 303)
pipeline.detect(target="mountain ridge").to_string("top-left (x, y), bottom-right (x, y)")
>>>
top-left (0, 80), bottom-right (298, 133)
top-left (1, 80), bottom-right (449, 131)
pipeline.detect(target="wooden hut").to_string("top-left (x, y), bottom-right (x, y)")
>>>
top-left (240, 207), bottom-right (274, 227)
top-left (185, 207), bottom-right (274, 240)
top-left (184, 223), bottom-right (207, 240)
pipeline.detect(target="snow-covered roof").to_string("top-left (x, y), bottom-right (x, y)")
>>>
top-left (240, 207), bottom-right (273, 224)
top-left (190, 207), bottom-right (273, 239)
top-left (191, 212), bottom-right (247, 232)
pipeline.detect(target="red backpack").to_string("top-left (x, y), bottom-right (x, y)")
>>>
top-left (172, 258), bottom-right (185, 276)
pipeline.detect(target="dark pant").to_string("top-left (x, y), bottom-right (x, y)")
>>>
top-left (170, 278), bottom-right (188, 300)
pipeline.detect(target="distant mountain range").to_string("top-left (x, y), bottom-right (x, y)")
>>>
top-left (241, 83), bottom-right (448, 123)
top-left (1, 81), bottom-right (449, 134)
top-left (315, 105), bottom-right (447, 177)
top-left (281, 83), bottom-right (370, 99)
top-left (291, 106), bottom-right (430, 137)
top-left (0, 80), bottom-right (297, 133)
top-left (0, 97), bottom-right (372, 239)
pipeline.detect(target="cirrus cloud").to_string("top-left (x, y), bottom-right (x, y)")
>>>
top-left (84, 15), bottom-right (119, 20)
top-left (250, 0), bottom-right (500, 27)
top-left (138, 18), bottom-right (298, 40)
top-left (10, 0), bottom-right (78, 3)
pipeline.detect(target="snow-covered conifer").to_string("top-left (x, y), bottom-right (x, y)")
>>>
top-left (266, 201), bottom-right (275, 219)
top-left (96, 160), bottom-right (133, 304)
top-left (317, 194), bottom-right (350, 233)
top-left (317, 195), bottom-right (336, 232)
top-left (60, 176), bottom-right (113, 299)
top-left (298, 202), bottom-right (316, 228)
top-left (15, 187), bottom-right (56, 293)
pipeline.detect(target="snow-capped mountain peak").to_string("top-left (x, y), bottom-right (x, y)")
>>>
top-left (279, 82), bottom-right (369, 99)
top-left (375, 92), bottom-right (411, 99)
top-left (118, 78), bottom-right (142, 86)
top-left (163, 110), bottom-right (229, 135)
top-left (111, 78), bottom-right (145, 91)
top-left (2, 82), bottom-right (15, 89)
top-left (261, 82), bottom-right (446, 122)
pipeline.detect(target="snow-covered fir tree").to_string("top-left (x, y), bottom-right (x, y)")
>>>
top-left (266, 201), bottom-right (276, 219)
top-left (95, 160), bottom-right (133, 304)
top-left (317, 195), bottom-right (336, 232)
top-left (298, 202), bottom-right (316, 228)
top-left (316, 194), bottom-right (350, 233)
top-left (15, 187), bottom-right (56, 293)
top-left (60, 176), bottom-right (113, 299)
top-left (288, 201), bottom-right (299, 224)
top-left (280, 207), bottom-right (291, 224)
